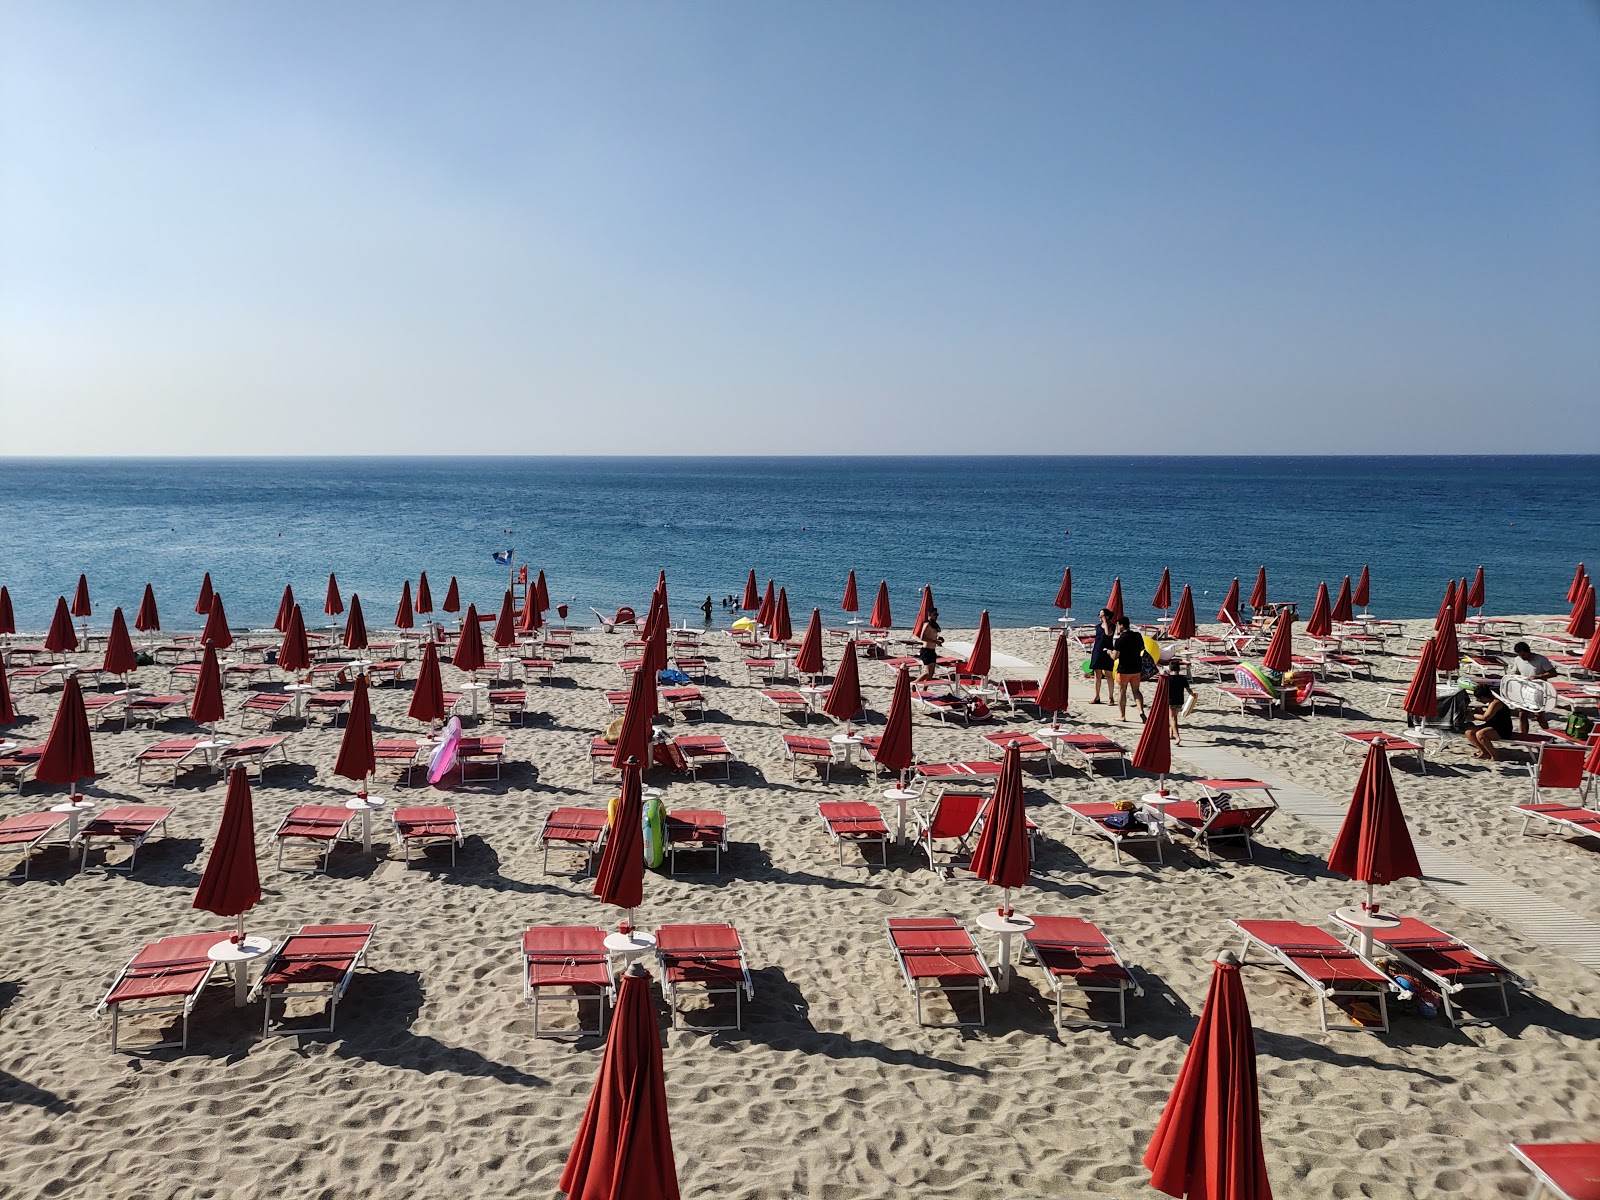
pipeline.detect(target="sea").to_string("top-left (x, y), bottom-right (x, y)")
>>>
top-left (0, 456), bottom-right (1595, 634)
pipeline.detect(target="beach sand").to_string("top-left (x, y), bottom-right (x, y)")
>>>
top-left (2, 614), bottom-right (1597, 1199)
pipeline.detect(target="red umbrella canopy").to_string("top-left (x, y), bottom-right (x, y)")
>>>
top-left (913, 586), bottom-right (934, 636)
top-left (1153, 568), bottom-right (1172, 611)
top-left (442, 576), bottom-right (461, 613)
top-left (134, 584), bottom-right (160, 633)
top-left (756, 580), bottom-right (776, 629)
top-left (1261, 615), bottom-right (1293, 674)
top-left (278, 605), bottom-right (311, 674)
top-left (0, 585), bottom-right (14, 635)
top-left (492, 589), bottom-right (518, 649)
top-left (342, 594), bottom-right (369, 652)
top-left (1433, 614), bottom-right (1460, 673)
top-left (1036, 632), bottom-right (1072, 720)
top-left (1453, 577), bottom-right (1469, 625)
top-left (1580, 623), bottom-right (1600, 675)
top-left (36, 674), bottom-right (95, 786)
top-left (1143, 953), bottom-right (1273, 1200)
top-left (643, 618), bottom-right (667, 677)
top-left (1466, 566), bottom-right (1485, 610)
top-left (1132, 677), bottom-right (1173, 778)
top-left (408, 640), bottom-right (447, 723)
top-left (45, 596), bottom-right (78, 654)
top-left (0, 658), bottom-right (15, 726)
top-left (794, 609), bottom-right (825, 675)
top-left (875, 667), bottom-right (915, 775)
top-left (324, 573), bottom-right (344, 617)
top-left (103, 608), bottom-right (138, 676)
top-left (869, 581), bottom-right (892, 630)
top-left (1331, 576), bottom-right (1354, 625)
top-left (1568, 562), bottom-right (1588, 604)
top-left (1353, 564), bottom-right (1371, 609)
top-left (971, 741), bottom-right (1030, 891)
top-left (334, 675), bottom-right (376, 784)
top-left (534, 570), bottom-right (550, 613)
top-left (1401, 638), bottom-right (1440, 720)
top-left (842, 570), bottom-right (859, 613)
top-left (1435, 581), bottom-right (1456, 630)
top-left (593, 758), bottom-right (645, 912)
top-left (203, 594), bottom-right (234, 650)
top-left (71, 573), bottom-right (92, 618)
top-left (1053, 567), bottom-right (1073, 611)
top-left (1105, 577), bottom-right (1124, 621)
top-left (1328, 741), bottom-right (1422, 889)
top-left (559, 963), bottom-right (680, 1200)
top-left (652, 573), bottom-right (670, 629)
top-left (741, 569), bottom-right (760, 611)
top-left (611, 661), bottom-right (657, 771)
top-left (772, 587), bottom-right (793, 644)
top-left (1304, 582), bottom-right (1332, 639)
top-left (191, 645), bottom-right (225, 725)
top-left (519, 579), bottom-right (543, 634)
top-left (195, 572), bottom-right (214, 615)
top-left (396, 580), bottom-right (415, 630)
top-left (192, 766), bottom-right (262, 920)
top-left (1567, 584), bottom-right (1596, 640)
top-left (453, 605), bottom-right (486, 671)
top-left (963, 610), bottom-right (992, 678)
top-left (274, 584), bottom-right (295, 634)
top-left (823, 641), bottom-right (864, 723)
top-left (1216, 578), bottom-right (1241, 625)
top-left (416, 572), bottom-right (434, 614)
top-left (1248, 567), bottom-right (1268, 612)
top-left (1168, 586), bottom-right (1197, 641)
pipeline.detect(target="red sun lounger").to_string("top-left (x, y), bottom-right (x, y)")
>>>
top-left (373, 738), bottom-right (429, 785)
top-left (1509, 1142), bottom-right (1600, 1200)
top-left (241, 693), bottom-right (296, 727)
top-left (1331, 913), bottom-right (1518, 1027)
top-left (886, 917), bottom-right (995, 1027)
top-left (980, 731), bottom-right (1056, 775)
top-left (1513, 801), bottom-right (1600, 844)
top-left (97, 931), bottom-right (229, 1052)
top-left (1057, 734), bottom-right (1129, 777)
top-left (762, 689), bottom-right (812, 723)
top-left (392, 805), bottom-right (464, 866)
top-left (782, 734), bottom-right (837, 781)
top-left (654, 923), bottom-right (755, 1032)
top-left (818, 801), bottom-right (889, 866)
top-left (674, 735), bottom-right (733, 780)
top-left (457, 736), bottom-right (506, 781)
top-left (134, 737), bottom-right (209, 785)
top-left (250, 923), bottom-right (375, 1038)
top-left (0, 744), bottom-right (44, 789)
top-left (540, 806), bottom-right (610, 874)
top-left (79, 806), bottom-right (173, 873)
top-left (663, 809), bottom-right (727, 875)
top-left (217, 735), bottom-right (292, 781)
top-left (1063, 802), bottom-right (1164, 865)
top-left (123, 694), bottom-right (188, 728)
top-left (0, 811), bottom-right (69, 879)
top-left (521, 924), bottom-right (615, 1037)
top-left (1339, 730), bottom-right (1427, 773)
top-left (275, 805), bottom-right (354, 871)
top-left (660, 686), bottom-right (706, 721)
top-left (1021, 915), bottom-right (1142, 1029)
top-left (1230, 918), bottom-right (1394, 1033)
top-left (1156, 785), bottom-right (1279, 863)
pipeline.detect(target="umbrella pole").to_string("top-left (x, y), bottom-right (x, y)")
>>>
top-left (1365, 881), bottom-right (1376, 913)
top-left (236, 912), bottom-right (246, 942)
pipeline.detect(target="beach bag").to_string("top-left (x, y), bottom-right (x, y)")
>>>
top-left (1198, 791), bottom-right (1232, 819)
top-left (1566, 710), bottom-right (1594, 741)
top-left (969, 698), bottom-right (990, 721)
top-left (658, 668), bottom-right (690, 685)
top-left (653, 741), bottom-right (688, 772)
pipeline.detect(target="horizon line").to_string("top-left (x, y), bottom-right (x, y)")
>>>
top-left (3, 452), bottom-right (1597, 462)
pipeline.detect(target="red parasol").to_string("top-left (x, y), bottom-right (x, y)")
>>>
top-left (653, 571), bottom-right (670, 629)
top-left (519, 579), bottom-right (543, 635)
top-left (643, 616), bottom-right (667, 678)
top-left (794, 609), bottom-right (825, 676)
top-left (1353, 564), bottom-right (1371, 610)
top-left (1168, 586), bottom-right (1197, 641)
top-left (869, 581), bottom-right (892, 630)
top-left (1053, 567), bottom-right (1073, 611)
top-left (278, 606), bottom-right (311, 674)
top-left (191, 645), bottom-right (225, 727)
top-left (102, 608), bottom-right (137, 677)
top-left (1331, 576), bottom-right (1354, 625)
top-left (273, 584), bottom-right (295, 634)
top-left (36, 674), bottom-right (95, 788)
top-left (409, 640), bottom-right (447, 724)
top-left (1435, 581), bottom-right (1456, 631)
top-left (1144, 953), bottom-right (1273, 1200)
top-left (1433, 612), bottom-right (1460, 673)
top-left (492, 589), bottom-right (518, 649)
top-left (324, 573), bottom-right (344, 618)
top-left (442, 576), bottom-right (461, 614)
top-left (1249, 567), bottom-right (1268, 612)
top-left (756, 580), bottom-right (776, 629)
top-left (1568, 563), bottom-right (1587, 605)
top-left (823, 641), bottom-right (864, 725)
top-left (772, 587), bottom-right (793, 644)
top-left (559, 962), bottom-right (680, 1200)
top-left (971, 741), bottom-right (1030, 905)
top-left (611, 662), bottom-right (656, 771)
top-left (45, 596), bottom-right (78, 655)
top-left (135, 583), bottom-right (160, 633)
top-left (535, 569), bottom-right (550, 614)
top-left (0, 585), bottom-right (13, 635)
top-left (741, 569), bottom-right (760, 611)
top-left (1304, 582), bottom-right (1332, 639)
top-left (1036, 633), bottom-right (1072, 722)
top-left (963, 611), bottom-right (992, 678)
top-left (1466, 566), bottom-right (1485, 611)
top-left (1261, 614), bottom-right (1293, 674)
top-left (593, 757), bottom-right (645, 912)
top-left (343, 594), bottom-right (369, 652)
top-left (913, 586), bottom-right (934, 636)
top-left (1153, 568), bottom-right (1172, 612)
top-left (0, 658), bottom-right (14, 726)
top-left (396, 581), bottom-right (415, 630)
top-left (72, 574), bottom-right (92, 619)
top-left (842, 570), bottom-right (859, 613)
top-left (1567, 584), bottom-right (1596, 640)
top-left (1402, 637), bottom-right (1440, 720)
top-left (1580, 623), bottom-right (1600, 675)
top-left (1328, 741), bottom-right (1422, 910)
top-left (1132, 676), bottom-right (1173, 782)
top-left (875, 667), bottom-right (915, 782)
top-left (1453, 577), bottom-right (1469, 625)
top-left (334, 675), bottom-right (376, 785)
top-left (1216, 578), bottom-right (1241, 625)
top-left (195, 572), bottom-right (214, 615)
top-left (416, 572), bottom-right (434, 615)
top-left (202, 594), bottom-right (234, 651)
top-left (453, 605), bottom-right (486, 672)
top-left (192, 766), bottom-right (262, 928)
top-left (1105, 577), bottom-right (1124, 621)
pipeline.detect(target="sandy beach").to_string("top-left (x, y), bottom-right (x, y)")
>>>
top-left (2, 613), bottom-right (1598, 1199)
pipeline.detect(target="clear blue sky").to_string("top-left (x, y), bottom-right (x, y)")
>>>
top-left (2, 2), bottom-right (1596, 454)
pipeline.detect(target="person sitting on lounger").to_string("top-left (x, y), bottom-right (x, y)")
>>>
top-left (1463, 683), bottom-right (1513, 761)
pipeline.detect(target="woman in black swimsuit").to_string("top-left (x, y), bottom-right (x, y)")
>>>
top-left (1464, 683), bottom-right (1513, 761)
top-left (915, 608), bottom-right (943, 682)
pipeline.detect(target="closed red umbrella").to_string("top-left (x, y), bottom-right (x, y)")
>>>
top-left (416, 572), bottom-right (434, 615)
top-left (519, 579), bottom-right (543, 635)
top-left (1106, 577), bottom-right (1124, 621)
top-left (1144, 952), bottom-right (1272, 1200)
top-left (72, 573), bottom-right (92, 619)
top-left (842, 570), bottom-right (859, 613)
top-left (324, 573), bottom-right (344, 618)
top-left (0, 585), bottom-right (13, 635)
top-left (1331, 576), bottom-right (1354, 626)
top-left (396, 581), bottom-right (415, 630)
top-left (913, 585), bottom-right (934, 636)
top-left (203, 594), bottom-right (234, 650)
top-left (1261, 614), bottom-right (1293, 674)
top-left (1580, 623), bottom-right (1600, 675)
top-left (535, 570), bottom-right (550, 614)
top-left (1053, 567), bottom-right (1073, 612)
top-left (1353, 564), bottom-right (1371, 610)
top-left (278, 605), bottom-right (311, 674)
top-left (963, 611), bottom-right (992, 678)
top-left (1466, 566), bottom-right (1485, 611)
top-left (1216, 578), bottom-right (1241, 625)
top-left (134, 583), bottom-right (160, 633)
top-left (409, 640), bottom-right (447, 724)
top-left (1587, 731), bottom-right (1600, 780)
top-left (1568, 563), bottom-right (1588, 605)
top-left (1434, 611), bottom-right (1460, 673)
top-left (1567, 584), bottom-right (1596, 641)
top-left (103, 608), bottom-right (137, 677)
top-left (0, 658), bottom-right (14, 726)
top-left (45, 596), bottom-right (78, 655)
top-left (1304, 582), bottom-right (1332, 639)
top-left (274, 584), bottom-right (295, 634)
top-left (192, 766), bottom-right (262, 936)
top-left (1328, 741), bottom-right (1422, 913)
top-left (334, 675), bottom-right (376, 787)
top-left (1435, 581), bottom-right (1456, 631)
top-left (344, 594), bottom-right (369, 652)
top-left (741, 569), bottom-right (760, 611)
top-left (492, 589), bottom-right (518, 649)
top-left (559, 961), bottom-right (679, 1200)
top-left (823, 641), bottom-right (864, 726)
top-left (1036, 633), bottom-right (1072, 723)
top-left (772, 587), bottom-right (793, 644)
top-left (36, 675), bottom-right (95, 790)
top-left (1453, 576), bottom-right (1469, 625)
top-left (1249, 567), bottom-right (1268, 613)
top-left (191, 645), bottom-right (225, 728)
top-left (794, 609), bottom-right (825, 675)
top-left (443, 576), bottom-right (461, 614)
top-left (875, 667), bottom-right (915, 783)
top-left (1168, 586), bottom-right (1197, 641)
top-left (869, 581), bottom-right (892, 630)
top-left (611, 662), bottom-right (656, 771)
top-left (643, 617), bottom-right (667, 678)
top-left (1153, 568), bottom-right (1172, 612)
top-left (1401, 638), bottom-right (1440, 720)
top-left (593, 757), bottom-right (645, 914)
top-left (195, 572), bottom-right (214, 615)
top-left (453, 605), bottom-right (486, 672)
top-left (971, 741), bottom-right (1030, 912)
top-left (1132, 677), bottom-right (1172, 784)
top-left (756, 580), bottom-right (776, 629)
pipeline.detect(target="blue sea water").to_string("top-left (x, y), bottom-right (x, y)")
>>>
top-left (0, 456), bottom-right (1596, 634)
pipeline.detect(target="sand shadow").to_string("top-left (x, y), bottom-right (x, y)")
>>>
top-left (432, 840), bottom-right (589, 898)
top-left (0, 980), bottom-right (19, 1013)
top-left (0, 1068), bottom-right (74, 1113)
top-left (1253, 1028), bottom-right (1456, 1080)
top-left (82, 836), bottom-right (205, 887)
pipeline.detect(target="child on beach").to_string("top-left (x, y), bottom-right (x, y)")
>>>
top-left (1164, 659), bottom-right (1191, 744)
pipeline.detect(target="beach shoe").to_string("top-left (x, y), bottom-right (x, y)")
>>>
top-left (1348, 1001), bottom-right (1383, 1027)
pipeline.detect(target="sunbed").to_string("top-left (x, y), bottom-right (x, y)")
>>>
top-left (79, 806), bottom-right (173, 873)
top-left (671, 655), bottom-right (708, 680)
top-left (124, 694), bottom-right (188, 728)
top-left (655, 923), bottom-right (755, 1031)
top-left (1216, 681), bottom-right (1276, 718)
top-left (0, 744), bottom-right (43, 790)
top-left (134, 737), bottom-right (209, 785)
top-left (588, 737), bottom-right (621, 782)
top-left (1154, 782), bottom-right (1279, 863)
top-left (390, 805), bottom-right (463, 866)
top-left (660, 686), bottom-right (706, 721)
top-left (1230, 919), bottom-right (1394, 1033)
top-left (488, 688), bottom-right (529, 724)
top-left (306, 691), bottom-right (355, 724)
top-left (457, 736), bottom-right (506, 781)
top-left (241, 692), bottom-right (297, 727)
top-left (980, 731), bottom-right (1055, 776)
top-left (996, 679), bottom-right (1041, 715)
top-left (911, 687), bottom-right (972, 725)
top-left (1021, 915), bottom-right (1142, 1029)
top-left (780, 734), bottom-right (835, 781)
top-left (674, 735), bottom-right (732, 780)
top-left (275, 804), bottom-right (355, 870)
top-left (1057, 733), bottom-right (1129, 777)
top-left (1528, 744), bottom-right (1587, 807)
top-left (743, 657), bottom-right (784, 684)
top-left (521, 925), bottom-right (615, 1037)
top-left (250, 923), bottom-right (376, 1037)
top-left (663, 809), bottom-right (727, 875)
top-left (910, 789), bottom-right (987, 873)
top-left (218, 735), bottom-right (292, 781)
top-left (1339, 730), bottom-right (1428, 773)
top-left (374, 738), bottom-right (430, 785)
top-left (540, 806), bottom-right (610, 873)
top-left (97, 931), bottom-right (227, 1051)
top-left (1509, 1142), bottom-right (1600, 1200)
top-left (1513, 801), bottom-right (1600, 844)
top-left (0, 811), bottom-right (69, 879)
top-left (886, 917), bottom-right (995, 1027)
top-left (762, 689), bottom-right (812, 722)
top-left (82, 693), bottom-right (128, 728)
top-left (818, 801), bottom-right (889, 866)
top-left (1062, 802), bottom-right (1164, 865)
top-left (1330, 912), bottom-right (1517, 1026)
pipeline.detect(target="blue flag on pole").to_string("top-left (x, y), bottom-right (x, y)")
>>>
top-left (492, 549), bottom-right (513, 565)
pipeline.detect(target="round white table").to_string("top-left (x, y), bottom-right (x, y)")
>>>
top-left (346, 795), bottom-right (386, 853)
top-left (0, 740), bottom-right (18, 756)
top-left (604, 930), bottom-right (657, 964)
top-left (284, 683), bottom-right (315, 717)
top-left (883, 787), bottom-right (920, 845)
top-left (831, 733), bottom-right (863, 763)
top-left (976, 910), bottom-right (1035, 992)
top-left (50, 796), bottom-right (96, 842)
top-left (460, 681), bottom-right (489, 716)
top-left (193, 739), bottom-right (233, 769)
top-left (208, 935), bottom-right (274, 1006)
top-left (1334, 906), bottom-right (1402, 960)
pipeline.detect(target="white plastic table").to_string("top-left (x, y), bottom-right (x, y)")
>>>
top-left (0, 740), bottom-right (17, 756)
top-left (460, 681), bottom-right (489, 716)
top-left (1033, 726), bottom-right (1073, 764)
top-left (284, 684), bottom-right (315, 717)
top-left (830, 733), bottom-right (863, 764)
top-left (193, 739), bottom-right (233, 769)
top-left (1334, 906), bottom-right (1402, 960)
top-left (976, 910), bottom-right (1035, 992)
top-left (884, 787), bottom-right (920, 845)
top-left (346, 795), bottom-right (386, 853)
top-left (50, 797), bottom-right (96, 843)
top-left (604, 930), bottom-right (657, 965)
top-left (208, 935), bottom-right (274, 1006)
top-left (497, 657), bottom-right (520, 681)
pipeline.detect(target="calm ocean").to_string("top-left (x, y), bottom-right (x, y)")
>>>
top-left (0, 456), bottom-right (1595, 634)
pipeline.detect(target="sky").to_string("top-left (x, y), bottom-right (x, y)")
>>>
top-left (2, 2), bottom-right (1597, 455)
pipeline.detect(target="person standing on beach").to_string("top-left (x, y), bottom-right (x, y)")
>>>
top-left (701, 595), bottom-right (714, 624)
top-left (1113, 616), bottom-right (1147, 721)
top-left (1089, 608), bottom-right (1116, 703)
top-left (914, 608), bottom-right (943, 682)
top-left (1164, 659), bottom-right (1191, 744)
